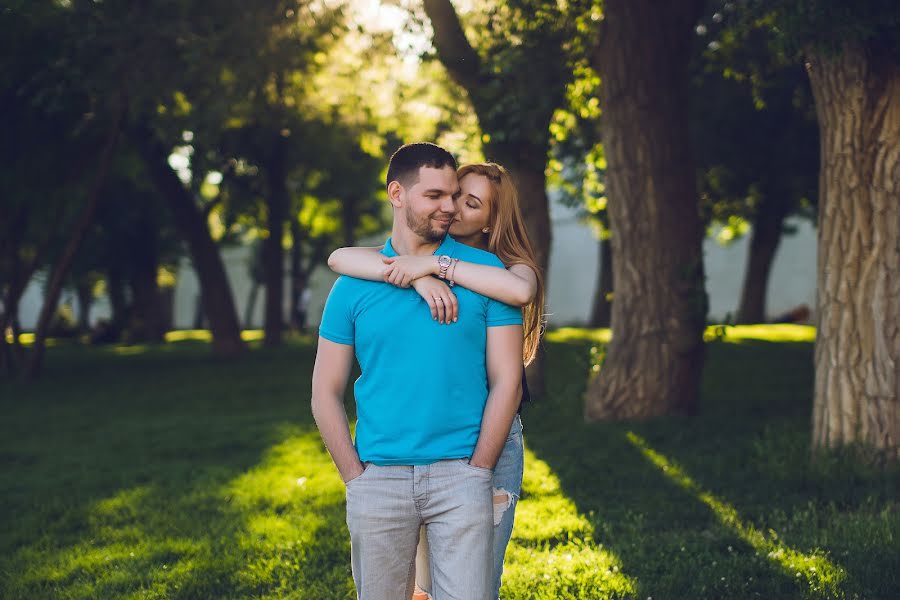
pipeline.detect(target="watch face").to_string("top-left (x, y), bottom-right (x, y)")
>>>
top-left (438, 255), bottom-right (452, 268)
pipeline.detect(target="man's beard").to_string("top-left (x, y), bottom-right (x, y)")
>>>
top-left (406, 206), bottom-right (450, 243)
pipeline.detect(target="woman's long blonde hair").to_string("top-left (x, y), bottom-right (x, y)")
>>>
top-left (457, 163), bottom-right (545, 366)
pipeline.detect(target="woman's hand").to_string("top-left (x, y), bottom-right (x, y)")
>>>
top-left (381, 255), bottom-right (437, 288)
top-left (411, 277), bottom-right (458, 324)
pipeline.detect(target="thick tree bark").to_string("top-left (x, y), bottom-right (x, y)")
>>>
top-left (736, 196), bottom-right (789, 324)
top-left (263, 135), bottom-right (288, 347)
top-left (134, 126), bottom-right (245, 357)
top-left (807, 45), bottom-right (899, 459)
top-left (584, 0), bottom-right (707, 419)
top-left (590, 238), bottom-right (614, 328)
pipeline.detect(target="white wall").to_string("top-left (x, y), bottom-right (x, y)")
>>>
top-left (16, 203), bottom-right (817, 329)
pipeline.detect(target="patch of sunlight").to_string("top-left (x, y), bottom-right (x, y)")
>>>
top-left (164, 329), bottom-right (265, 343)
top-left (244, 514), bottom-right (304, 546)
top-left (240, 329), bottom-right (265, 342)
top-left (626, 432), bottom-right (846, 595)
top-left (91, 486), bottom-right (154, 525)
top-left (546, 327), bottom-right (611, 344)
top-left (16, 485), bottom-right (205, 593)
top-left (546, 324), bottom-right (813, 346)
top-left (165, 329), bottom-right (212, 342)
top-left (222, 425), bottom-right (346, 590)
top-left (8, 332), bottom-right (59, 347)
top-left (224, 424), bottom-right (343, 511)
top-left (112, 345), bottom-right (148, 356)
top-left (704, 324), bottom-right (816, 343)
top-left (504, 448), bottom-right (636, 598)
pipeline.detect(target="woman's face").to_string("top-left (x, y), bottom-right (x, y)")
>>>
top-left (450, 173), bottom-right (492, 246)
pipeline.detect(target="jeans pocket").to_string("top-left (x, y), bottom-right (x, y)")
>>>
top-left (345, 462), bottom-right (372, 488)
top-left (458, 458), bottom-right (494, 476)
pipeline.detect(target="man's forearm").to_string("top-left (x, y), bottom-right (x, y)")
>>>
top-left (311, 393), bottom-right (364, 482)
top-left (469, 379), bottom-right (522, 469)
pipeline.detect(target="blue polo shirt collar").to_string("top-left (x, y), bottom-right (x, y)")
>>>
top-left (382, 235), bottom-right (458, 258)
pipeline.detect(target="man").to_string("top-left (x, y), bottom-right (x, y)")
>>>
top-left (311, 143), bottom-right (523, 600)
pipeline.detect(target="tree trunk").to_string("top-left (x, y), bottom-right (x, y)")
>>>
top-left (263, 135), bottom-right (288, 347)
top-left (590, 238), bottom-right (614, 328)
top-left (341, 196), bottom-right (358, 247)
top-left (134, 126), bottom-right (245, 357)
top-left (423, 0), bottom-right (557, 392)
top-left (1, 252), bottom-right (31, 375)
top-left (106, 266), bottom-right (129, 332)
top-left (485, 155), bottom-right (552, 395)
top-left (24, 107), bottom-right (123, 380)
top-left (75, 280), bottom-right (94, 332)
top-left (244, 285), bottom-right (258, 330)
top-left (807, 45), bottom-right (899, 459)
top-left (736, 196), bottom-right (788, 324)
top-left (289, 218), bottom-right (303, 331)
top-left (128, 217), bottom-right (165, 343)
top-left (1, 284), bottom-right (25, 376)
top-left (584, 0), bottom-right (707, 420)
top-left (130, 269), bottom-right (164, 343)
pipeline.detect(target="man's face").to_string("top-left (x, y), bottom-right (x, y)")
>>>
top-left (400, 166), bottom-right (460, 243)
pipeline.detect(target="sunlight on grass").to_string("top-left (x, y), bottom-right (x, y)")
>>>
top-left (704, 324), bottom-right (816, 343)
top-left (112, 345), bottom-right (148, 355)
top-left (548, 324), bottom-right (815, 346)
top-left (502, 448), bottom-right (636, 599)
top-left (5, 425), bottom-right (354, 599)
top-left (164, 329), bottom-right (265, 343)
top-left (13, 483), bottom-right (210, 598)
top-left (8, 332), bottom-right (59, 347)
top-left (222, 425), bottom-right (350, 594)
top-left (224, 424), bottom-right (345, 511)
top-left (546, 327), bottom-right (612, 344)
top-left (626, 432), bottom-right (847, 596)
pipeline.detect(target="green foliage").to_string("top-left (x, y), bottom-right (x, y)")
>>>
top-left (1, 330), bottom-right (898, 599)
top-left (742, 0), bottom-right (900, 59)
top-left (691, 2), bottom-right (820, 235)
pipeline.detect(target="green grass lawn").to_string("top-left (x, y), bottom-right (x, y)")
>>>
top-left (1, 326), bottom-right (897, 599)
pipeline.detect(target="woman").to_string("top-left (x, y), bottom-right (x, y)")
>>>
top-left (328, 162), bottom-right (544, 599)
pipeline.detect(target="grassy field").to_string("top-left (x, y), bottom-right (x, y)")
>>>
top-left (1, 326), bottom-right (897, 599)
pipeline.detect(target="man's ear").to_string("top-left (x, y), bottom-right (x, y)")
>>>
top-left (387, 180), bottom-right (404, 208)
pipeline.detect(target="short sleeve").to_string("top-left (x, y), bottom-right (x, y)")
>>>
top-left (468, 250), bottom-right (524, 327)
top-left (486, 298), bottom-right (524, 327)
top-left (318, 277), bottom-right (356, 345)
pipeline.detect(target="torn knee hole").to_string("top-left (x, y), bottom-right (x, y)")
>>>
top-left (492, 487), bottom-right (516, 526)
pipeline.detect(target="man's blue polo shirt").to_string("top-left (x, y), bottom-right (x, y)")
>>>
top-left (318, 235), bottom-right (523, 465)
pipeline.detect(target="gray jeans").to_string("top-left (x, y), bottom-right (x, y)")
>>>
top-left (345, 459), bottom-right (494, 600)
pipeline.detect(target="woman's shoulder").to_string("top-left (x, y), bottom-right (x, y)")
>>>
top-left (451, 240), bottom-right (505, 268)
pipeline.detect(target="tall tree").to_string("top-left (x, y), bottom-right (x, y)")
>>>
top-left (690, 6), bottom-right (819, 324)
top-left (741, 1), bottom-right (899, 458)
top-left (584, 0), bottom-right (708, 419)
top-left (422, 0), bottom-right (593, 390)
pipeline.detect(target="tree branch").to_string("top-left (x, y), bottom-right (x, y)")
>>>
top-left (422, 0), bottom-right (483, 93)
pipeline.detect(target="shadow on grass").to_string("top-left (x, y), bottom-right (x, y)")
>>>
top-left (521, 336), bottom-right (898, 599)
top-left (0, 340), bottom-right (357, 600)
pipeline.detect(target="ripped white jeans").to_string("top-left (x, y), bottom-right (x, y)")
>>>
top-left (415, 414), bottom-right (525, 599)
